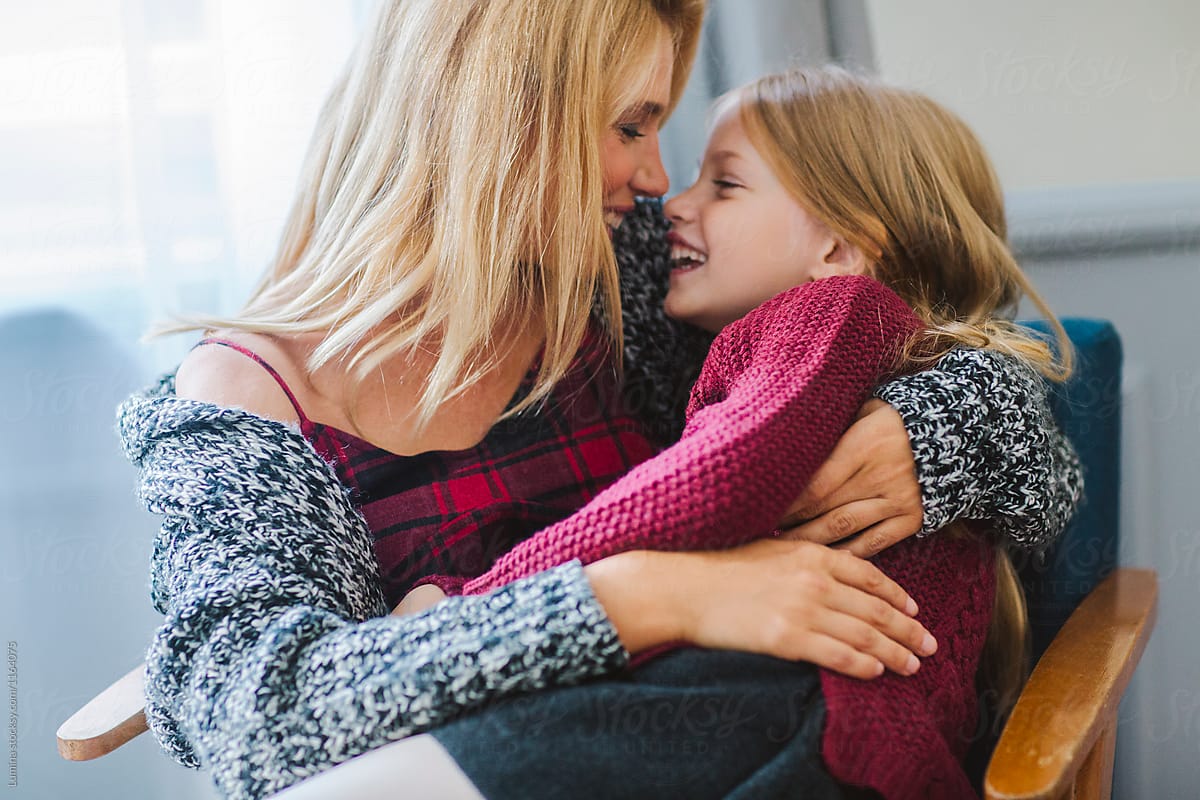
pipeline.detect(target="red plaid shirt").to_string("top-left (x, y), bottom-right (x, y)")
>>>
top-left (303, 328), bottom-right (658, 606)
top-left (199, 328), bottom-right (658, 608)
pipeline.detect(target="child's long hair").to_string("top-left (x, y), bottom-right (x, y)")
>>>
top-left (159, 0), bottom-right (705, 430)
top-left (731, 65), bottom-right (1071, 719)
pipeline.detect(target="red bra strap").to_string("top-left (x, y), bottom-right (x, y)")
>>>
top-left (193, 337), bottom-right (313, 429)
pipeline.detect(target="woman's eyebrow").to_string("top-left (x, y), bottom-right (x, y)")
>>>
top-left (625, 101), bottom-right (666, 120)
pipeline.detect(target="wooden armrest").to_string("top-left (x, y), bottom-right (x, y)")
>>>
top-left (984, 568), bottom-right (1158, 800)
top-left (57, 663), bottom-right (149, 761)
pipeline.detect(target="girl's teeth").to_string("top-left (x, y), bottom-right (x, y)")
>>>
top-left (670, 243), bottom-right (708, 270)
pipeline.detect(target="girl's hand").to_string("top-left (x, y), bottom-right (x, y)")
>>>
top-left (778, 399), bottom-right (923, 557)
top-left (585, 542), bottom-right (935, 680)
top-left (390, 584), bottom-right (447, 617)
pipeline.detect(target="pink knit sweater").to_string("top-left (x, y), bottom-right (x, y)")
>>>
top-left (464, 275), bottom-right (923, 593)
top-left (461, 274), bottom-right (994, 799)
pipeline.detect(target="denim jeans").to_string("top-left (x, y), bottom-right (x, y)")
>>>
top-left (432, 648), bottom-right (852, 799)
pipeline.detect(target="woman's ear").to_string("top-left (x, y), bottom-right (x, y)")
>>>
top-left (814, 235), bottom-right (871, 279)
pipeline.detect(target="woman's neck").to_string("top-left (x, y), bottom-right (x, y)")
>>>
top-left (297, 324), bottom-right (546, 455)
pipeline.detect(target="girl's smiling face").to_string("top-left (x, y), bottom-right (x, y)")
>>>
top-left (663, 103), bottom-right (868, 332)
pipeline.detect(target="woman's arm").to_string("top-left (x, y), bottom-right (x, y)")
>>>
top-left (568, 542), bottom-right (936, 679)
top-left (786, 348), bottom-right (1083, 555)
top-left (123, 383), bottom-right (632, 799)
top-left (875, 346), bottom-right (1084, 547)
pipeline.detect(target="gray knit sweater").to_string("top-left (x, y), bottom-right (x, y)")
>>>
top-left (121, 201), bottom-right (1082, 799)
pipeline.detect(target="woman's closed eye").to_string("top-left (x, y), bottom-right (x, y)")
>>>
top-left (712, 178), bottom-right (743, 193)
top-left (618, 123), bottom-right (647, 141)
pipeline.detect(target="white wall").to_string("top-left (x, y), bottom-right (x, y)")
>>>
top-left (865, 0), bottom-right (1200, 190)
top-left (0, 310), bottom-right (220, 799)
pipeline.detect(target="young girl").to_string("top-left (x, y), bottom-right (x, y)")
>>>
top-left (417, 65), bottom-right (1071, 799)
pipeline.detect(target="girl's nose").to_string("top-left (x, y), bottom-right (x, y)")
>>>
top-left (664, 185), bottom-right (694, 222)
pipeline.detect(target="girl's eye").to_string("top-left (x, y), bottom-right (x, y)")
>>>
top-left (618, 123), bottom-right (646, 141)
top-left (713, 179), bottom-right (741, 192)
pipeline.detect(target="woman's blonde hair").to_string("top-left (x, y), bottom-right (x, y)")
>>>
top-left (729, 65), bottom-right (1068, 717)
top-left (164, 0), bottom-right (704, 427)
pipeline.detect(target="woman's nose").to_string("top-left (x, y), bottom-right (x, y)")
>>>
top-left (632, 145), bottom-right (670, 198)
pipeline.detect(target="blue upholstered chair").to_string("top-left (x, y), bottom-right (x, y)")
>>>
top-left (979, 319), bottom-right (1157, 799)
top-left (58, 320), bottom-right (1157, 800)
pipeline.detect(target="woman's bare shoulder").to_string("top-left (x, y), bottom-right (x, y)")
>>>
top-left (174, 333), bottom-right (303, 425)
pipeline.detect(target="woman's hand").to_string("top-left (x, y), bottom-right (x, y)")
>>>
top-left (391, 584), bottom-right (447, 617)
top-left (778, 399), bottom-right (923, 557)
top-left (585, 542), bottom-right (936, 680)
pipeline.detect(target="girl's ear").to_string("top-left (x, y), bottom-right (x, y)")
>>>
top-left (813, 235), bottom-right (871, 279)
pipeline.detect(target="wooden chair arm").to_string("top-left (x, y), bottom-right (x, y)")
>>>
top-left (984, 568), bottom-right (1158, 800)
top-left (57, 663), bottom-right (149, 761)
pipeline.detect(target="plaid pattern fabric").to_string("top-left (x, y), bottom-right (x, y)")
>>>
top-left (307, 326), bottom-right (660, 607)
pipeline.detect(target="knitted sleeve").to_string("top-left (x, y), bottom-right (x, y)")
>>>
top-left (463, 275), bottom-right (924, 595)
top-left (609, 198), bottom-right (714, 445)
top-left (615, 200), bottom-right (1082, 552)
top-left (120, 381), bottom-right (626, 800)
top-left (874, 348), bottom-right (1084, 548)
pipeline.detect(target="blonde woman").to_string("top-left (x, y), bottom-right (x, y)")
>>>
top-left (120, 2), bottom-right (1079, 798)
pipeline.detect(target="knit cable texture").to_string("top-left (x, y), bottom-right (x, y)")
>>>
top-left (874, 348), bottom-right (1084, 546)
top-left (120, 378), bottom-right (627, 800)
top-left (820, 532), bottom-right (995, 800)
top-left (464, 274), bottom-right (924, 594)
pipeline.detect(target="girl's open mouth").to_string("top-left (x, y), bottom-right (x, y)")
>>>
top-left (668, 234), bottom-right (707, 272)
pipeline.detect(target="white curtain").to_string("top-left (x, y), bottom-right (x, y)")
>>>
top-left (0, 0), bottom-right (370, 372)
top-left (1, 3), bottom-right (368, 798)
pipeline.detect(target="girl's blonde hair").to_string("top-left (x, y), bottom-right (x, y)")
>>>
top-left (731, 65), bottom-right (1069, 718)
top-left (729, 66), bottom-right (1071, 382)
top-left (164, 0), bottom-right (704, 427)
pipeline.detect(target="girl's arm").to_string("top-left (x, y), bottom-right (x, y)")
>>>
top-left (463, 275), bottom-right (924, 594)
top-left (782, 350), bottom-right (1084, 555)
top-left (614, 199), bottom-right (1083, 554)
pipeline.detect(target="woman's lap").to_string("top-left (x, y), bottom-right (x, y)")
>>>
top-left (432, 648), bottom-right (849, 800)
